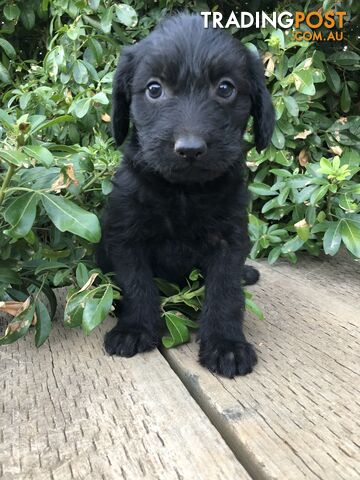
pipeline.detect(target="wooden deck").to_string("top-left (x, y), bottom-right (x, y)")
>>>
top-left (1, 254), bottom-right (359, 479)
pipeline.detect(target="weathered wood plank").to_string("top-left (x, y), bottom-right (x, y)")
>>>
top-left (163, 256), bottom-right (360, 480)
top-left (0, 290), bottom-right (249, 480)
top-left (264, 251), bottom-right (360, 304)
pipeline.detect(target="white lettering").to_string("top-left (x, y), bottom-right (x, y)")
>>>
top-left (262, 12), bottom-right (277, 28)
top-left (200, 11), bottom-right (212, 29)
top-left (225, 11), bottom-right (240, 29)
top-left (241, 12), bottom-right (254, 28)
top-left (278, 11), bottom-right (293, 28)
top-left (213, 12), bottom-right (224, 28)
top-left (200, 10), bottom-right (296, 30)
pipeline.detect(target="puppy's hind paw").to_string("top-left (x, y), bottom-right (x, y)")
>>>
top-left (104, 328), bottom-right (159, 357)
top-left (199, 338), bottom-right (257, 378)
top-left (241, 265), bottom-right (260, 286)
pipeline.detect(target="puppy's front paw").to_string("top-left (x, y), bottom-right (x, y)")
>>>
top-left (199, 338), bottom-right (257, 378)
top-left (104, 328), bottom-right (159, 357)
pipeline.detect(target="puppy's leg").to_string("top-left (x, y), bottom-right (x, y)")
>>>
top-left (198, 248), bottom-right (257, 378)
top-left (104, 246), bottom-right (160, 357)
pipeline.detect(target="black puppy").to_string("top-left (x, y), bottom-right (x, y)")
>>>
top-left (97, 14), bottom-right (275, 378)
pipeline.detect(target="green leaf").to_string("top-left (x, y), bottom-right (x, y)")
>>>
top-left (270, 168), bottom-right (292, 178)
top-left (4, 192), bottom-right (39, 238)
top-left (310, 185), bottom-right (329, 205)
top-left (65, 290), bottom-right (93, 319)
top-left (274, 151), bottom-right (293, 166)
top-left (271, 126), bottom-right (285, 149)
top-left (339, 195), bottom-right (357, 212)
top-left (73, 60), bottom-right (88, 84)
top-left (29, 115), bottom-right (74, 135)
top-left (245, 43), bottom-right (259, 56)
top-left (319, 157), bottom-right (333, 174)
top-left (281, 236), bottom-right (304, 254)
top-left (101, 179), bottom-right (113, 195)
top-left (0, 109), bottom-right (14, 129)
top-left (293, 70), bottom-right (315, 96)
top-left (20, 6), bottom-right (35, 30)
top-left (41, 281), bottom-right (57, 320)
top-left (323, 221), bottom-right (342, 256)
top-left (340, 83), bottom-right (351, 113)
top-left (287, 176), bottom-right (312, 188)
top-left (312, 69), bottom-right (325, 83)
top-left (341, 218), bottom-right (360, 257)
top-left (65, 303), bottom-right (84, 328)
top-left (296, 184), bottom-right (318, 203)
top-left (0, 150), bottom-right (29, 166)
top-left (19, 92), bottom-right (32, 110)
top-left (274, 97), bottom-right (285, 120)
top-left (268, 29), bottom-right (285, 49)
top-left (0, 62), bottom-right (11, 84)
top-left (155, 278), bottom-right (180, 296)
top-left (323, 63), bottom-right (341, 94)
top-left (245, 297), bottom-right (264, 321)
top-left (35, 261), bottom-right (69, 275)
top-left (53, 269), bottom-right (71, 286)
top-left (35, 300), bottom-right (52, 347)
top-left (22, 145), bottom-right (54, 168)
top-left (89, 0), bottom-right (100, 10)
top-left (189, 269), bottom-right (202, 281)
top-left (3, 4), bottom-right (20, 21)
top-left (306, 206), bottom-right (317, 226)
top-left (100, 5), bottom-right (114, 33)
top-left (283, 96), bottom-right (299, 117)
top-left (41, 193), bottom-right (101, 243)
top-left (76, 263), bottom-right (89, 287)
top-left (0, 38), bottom-right (16, 59)
top-left (82, 285), bottom-right (113, 334)
top-left (70, 98), bottom-right (92, 118)
top-left (295, 222), bottom-right (310, 241)
top-left (180, 316), bottom-right (199, 329)
top-left (115, 4), bottom-right (138, 27)
top-left (323, 0), bottom-right (334, 11)
top-left (249, 182), bottom-right (277, 196)
top-left (0, 267), bottom-right (21, 285)
top-left (268, 246), bottom-right (281, 265)
top-left (88, 38), bottom-right (103, 64)
top-left (92, 92), bottom-right (109, 105)
top-left (278, 187), bottom-right (290, 205)
top-left (0, 301), bottom-right (35, 345)
top-left (261, 197), bottom-right (280, 214)
top-left (328, 51), bottom-right (360, 66)
top-left (162, 311), bottom-right (190, 348)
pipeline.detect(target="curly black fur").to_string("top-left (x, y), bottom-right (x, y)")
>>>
top-left (97, 14), bottom-right (275, 378)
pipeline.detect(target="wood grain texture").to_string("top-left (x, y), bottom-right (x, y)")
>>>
top-left (0, 290), bottom-right (248, 480)
top-left (163, 255), bottom-right (360, 480)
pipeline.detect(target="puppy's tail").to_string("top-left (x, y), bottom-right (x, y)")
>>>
top-left (242, 265), bottom-right (260, 286)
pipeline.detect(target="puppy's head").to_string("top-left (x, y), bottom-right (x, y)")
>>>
top-left (112, 14), bottom-right (275, 183)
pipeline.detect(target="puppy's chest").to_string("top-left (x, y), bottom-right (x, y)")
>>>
top-left (126, 179), bottom-right (243, 246)
top-left (154, 191), bottom-right (231, 243)
top-left (164, 193), bottom-right (201, 234)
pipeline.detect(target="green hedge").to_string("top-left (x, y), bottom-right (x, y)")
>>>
top-left (0, 0), bottom-right (359, 345)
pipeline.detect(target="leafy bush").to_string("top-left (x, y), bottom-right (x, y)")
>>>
top-left (0, 0), bottom-right (359, 345)
top-left (243, 11), bottom-right (360, 262)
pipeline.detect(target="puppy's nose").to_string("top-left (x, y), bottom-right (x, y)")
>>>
top-left (174, 136), bottom-right (207, 159)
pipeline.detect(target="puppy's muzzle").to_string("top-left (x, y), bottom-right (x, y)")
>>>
top-left (174, 135), bottom-right (207, 160)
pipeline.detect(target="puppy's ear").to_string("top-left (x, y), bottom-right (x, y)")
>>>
top-left (112, 46), bottom-right (136, 146)
top-left (248, 51), bottom-right (275, 153)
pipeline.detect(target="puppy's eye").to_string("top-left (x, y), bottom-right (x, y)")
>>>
top-left (146, 81), bottom-right (163, 99)
top-left (216, 81), bottom-right (236, 99)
